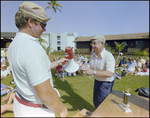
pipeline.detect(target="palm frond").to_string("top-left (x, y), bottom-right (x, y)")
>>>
top-left (53, 7), bottom-right (57, 13)
top-left (114, 41), bottom-right (126, 52)
top-left (55, 3), bottom-right (62, 8)
top-left (38, 38), bottom-right (48, 45)
top-left (114, 41), bottom-right (119, 46)
top-left (47, 2), bottom-right (51, 5)
top-left (56, 7), bottom-right (62, 12)
top-left (45, 6), bottom-right (50, 10)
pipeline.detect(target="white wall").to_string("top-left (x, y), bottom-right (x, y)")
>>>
top-left (41, 32), bottom-right (78, 52)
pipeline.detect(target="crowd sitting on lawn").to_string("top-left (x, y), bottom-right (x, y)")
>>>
top-left (1, 48), bottom-right (16, 116)
top-left (117, 56), bottom-right (149, 76)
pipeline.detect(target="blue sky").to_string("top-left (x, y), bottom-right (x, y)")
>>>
top-left (1, 1), bottom-right (149, 37)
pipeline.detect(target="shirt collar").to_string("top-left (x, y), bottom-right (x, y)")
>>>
top-left (16, 32), bottom-right (39, 42)
top-left (94, 48), bottom-right (105, 58)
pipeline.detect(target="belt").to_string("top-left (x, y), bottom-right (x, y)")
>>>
top-left (15, 93), bottom-right (48, 109)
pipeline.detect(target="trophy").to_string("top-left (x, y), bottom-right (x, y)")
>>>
top-left (118, 88), bottom-right (132, 113)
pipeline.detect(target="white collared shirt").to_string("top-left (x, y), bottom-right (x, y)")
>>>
top-left (90, 49), bottom-right (115, 82)
top-left (7, 32), bottom-right (59, 103)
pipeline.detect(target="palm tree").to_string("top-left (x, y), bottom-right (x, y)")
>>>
top-left (114, 41), bottom-right (126, 59)
top-left (45, 0), bottom-right (62, 55)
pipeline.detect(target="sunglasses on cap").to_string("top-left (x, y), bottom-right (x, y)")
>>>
top-left (34, 19), bottom-right (47, 30)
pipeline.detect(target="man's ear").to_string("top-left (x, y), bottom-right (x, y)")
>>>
top-left (28, 18), bottom-right (34, 28)
top-left (101, 41), bottom-right (104, 46)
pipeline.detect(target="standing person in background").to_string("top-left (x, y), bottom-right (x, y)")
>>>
top-left (7, 2), bottom-right (68, 117)
top-left (81, 35), bottom-right (115, 109)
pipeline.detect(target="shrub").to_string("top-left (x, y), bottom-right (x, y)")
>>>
top-left (135, 51), bottom-right (149, 57)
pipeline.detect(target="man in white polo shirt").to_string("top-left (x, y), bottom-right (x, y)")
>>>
top-left (7, 1), bottom-right (68, 117)
top-left (81, 35), bottom-right (115, 109)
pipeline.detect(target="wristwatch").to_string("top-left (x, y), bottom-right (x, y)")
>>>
top-left (93, 70), bottom-right (96, 75)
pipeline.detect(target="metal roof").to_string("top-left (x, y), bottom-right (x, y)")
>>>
top-left (1, 32), bottom-right (16, 39)
top-left (74, 32), bottom-right (149, 42)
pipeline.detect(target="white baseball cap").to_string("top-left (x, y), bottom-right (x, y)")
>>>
top-left (19, 2), bottom-right (51, 22)
top-left (91, 35), bottom-right (105, 43)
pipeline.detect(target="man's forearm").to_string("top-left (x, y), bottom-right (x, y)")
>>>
top-left (93, 70), bottom-right (114, 78)
top-left (51, 61), bottom-right (59, 69)
top-left (34, 79), bottom-right (67, 115)
top-left (42, 89), bottom-right (66, 113)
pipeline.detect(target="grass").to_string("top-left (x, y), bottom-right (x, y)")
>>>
top-left (1, 55), bottom-right (149, 117)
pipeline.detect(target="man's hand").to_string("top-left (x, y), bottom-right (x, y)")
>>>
top-left (59, 58), bottom-right (69, 65)
top-left (81, 65), bottom-right (94, 75)
top-left (59, 106), bottom-right (68, 117)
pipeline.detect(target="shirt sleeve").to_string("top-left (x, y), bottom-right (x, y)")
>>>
top-left (105, 53), bottom-right (115, 73)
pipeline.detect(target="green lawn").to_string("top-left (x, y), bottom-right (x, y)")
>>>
top-left (1, 55), bottom-right (149, 117)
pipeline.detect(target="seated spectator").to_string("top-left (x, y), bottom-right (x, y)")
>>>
top-left (145, 58), bottom-right (149, 69)
top-left (1, 56), bottom-right (6, 67)
top-left (135, 59), bottom-right (142, 72)
top-left (68, 72), bottom-right (76, 76)
top-left (118, 56), bottom-right (127, 68)
top-left (125, 59), bottom-right (136, 75)
top-left (76, 60), bottom-right (86, 76)
top-left (1, 103), bottom-right (13, 117)
top-left (1, 88), bottom-right (16, 117)
top-left (134, 64), bottom-right (149, 76)
top-left (133, 57), bottom-right (137, 63)
top-left (139, 56), bottom-right (146, 66)
top-left (77, 54), bottom-right (84, 62)
top-left (7, 65), bottom-right (12, 72)
top-left (1, 65), bottom-right (11, 80)
top-left (83, 55), bottom-right (88, 63)
top-left (141, 64), bottom-right (147, 72)
top-left (2, 87), bottom-right (16, 104)
top-left (55, 65), bottom-right (67, 78)
top-left (1, 84), bottom-right (13, 96)
top-left (77, 66), bottom-right (84, 76)
top-left (128, 58), bottom-right (131, 65)
top-left (82, 58), bottom-right (88, 66)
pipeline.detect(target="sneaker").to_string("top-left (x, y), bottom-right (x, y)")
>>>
top-left (10, 81), bottom-right (14, 84)
top-left (7, 89), bottom-right (9, 93)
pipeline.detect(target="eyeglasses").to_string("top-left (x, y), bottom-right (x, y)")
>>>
top-left (34, 20), bottom-right (47, 30)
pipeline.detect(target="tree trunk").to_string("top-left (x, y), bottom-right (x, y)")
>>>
top-left (49, 9), bottom-right (54, 55)
top-left (117, 51), bottom-right (120, 60)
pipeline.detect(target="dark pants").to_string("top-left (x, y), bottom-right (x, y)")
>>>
top-left (93, 79), bottom-right (114, 109)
